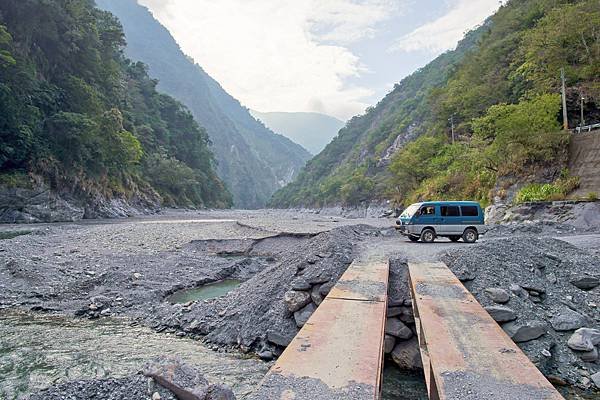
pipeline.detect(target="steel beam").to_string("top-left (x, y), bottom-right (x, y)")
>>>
top-left (250, 259), bottom-right (389, 399)
top-left (408, 262), bottom-right (564, 400)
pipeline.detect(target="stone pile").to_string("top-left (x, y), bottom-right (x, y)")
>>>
top-left (443, 236), bottom-right (600, 391)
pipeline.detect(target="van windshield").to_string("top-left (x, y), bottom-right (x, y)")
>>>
top-left (401, 204), bottom-right (420, 218)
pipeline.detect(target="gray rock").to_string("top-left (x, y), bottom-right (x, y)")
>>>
top-left (206, 384), bottom-right (236, 400)
top-left (591, 372), bottom-right (600, 389)
top-left (142, 356), bottom-right (209, 400)
top-left (257, 350), bottom-right (274, 361)
top-left (290, 278), bottom-right (311, 291)
top-left (484, 305), bottom-right (517, 322)
top-left (570, 275), bottom-right (600, 290)
top-left (551, 309), bottom-right (588, 331)
top-left (384, 334), bottom-right (396, 354)
top-left (293, 303), bottom-right (316, 328)
top-left (391, 337), bottom-right (422, 370)
top-left (318, 282), bottom-right (335, 296)
top-left (310, 284), bottom-right (324, 306)
top-left (385, 318), bottom-right (412, 340)
top-left (266, 330), bottom-right (295, 347)
top-left (576, 347), bottom-right (599, 362)
top-left (503, 321), bottom-right (546, 342)
top-left (546, 272), bottom-right (557, 284)
top-left (567, 328), bottom-right (600, 351)
top-left (387, 307), bottom-right (402, 317)
top-left (284, 290), bottom-right (311, 313)
top-left (484, 288), bottom-right (510, 304)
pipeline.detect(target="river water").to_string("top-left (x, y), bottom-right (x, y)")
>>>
top-left (0, 311), bottom-right (430, 399)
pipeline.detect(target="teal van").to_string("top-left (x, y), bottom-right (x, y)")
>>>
top-left (395, 201), bottom-right (485, 243)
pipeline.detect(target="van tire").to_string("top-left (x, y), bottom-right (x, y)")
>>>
top-left (462, 228), bottom-right (478, 243)
top-left (449, 236), bottom-right (461, 242)
top-left (421, 228), bottom-right (436, 243)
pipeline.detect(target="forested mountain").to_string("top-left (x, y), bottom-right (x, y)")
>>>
top-left (271, 0), bottom-right (600, 208)
top-left (96, 0), bottom-right (312, 209)
top-left (0, 0), bottom-right (231, 222)
top-left (250, 110), bottom-right (345, 155)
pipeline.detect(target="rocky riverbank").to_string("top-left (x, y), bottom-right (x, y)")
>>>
top-left (1, 211), bottom-right (599, 398)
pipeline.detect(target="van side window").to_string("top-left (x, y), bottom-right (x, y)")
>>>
top-left (441, 206), bottom-right (460, 216)
top-left (419, 206), bottom-right (436, 215)
top-left (461, 206), bottom-right (479, 216)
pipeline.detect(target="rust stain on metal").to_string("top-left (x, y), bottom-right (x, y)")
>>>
top-left (251, 260), bottom-right (389, 399)
top-left (409, 262), bottom-right (564, 400)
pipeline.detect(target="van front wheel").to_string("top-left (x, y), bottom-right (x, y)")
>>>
top-left (462, 228), bottom-right (478, 243)
top-left (421, 228), bottom-right (436, 243)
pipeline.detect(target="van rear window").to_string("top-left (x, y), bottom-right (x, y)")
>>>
top-left (461, 206), bottom-right (479, 216)
top-left (441, 206), bottom-right (460, 216)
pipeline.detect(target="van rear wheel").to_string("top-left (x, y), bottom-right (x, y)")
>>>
top-left (421, 228), bottom-right (436, 243)
top-left (462, 228), bottom-right (478, 243)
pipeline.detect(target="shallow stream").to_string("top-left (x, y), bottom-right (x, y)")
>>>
top-left (0, 311), bottom-right (431, 399)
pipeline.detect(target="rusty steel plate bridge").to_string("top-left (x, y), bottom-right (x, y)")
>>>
top-left (251, 259), bottom-right (564, 399)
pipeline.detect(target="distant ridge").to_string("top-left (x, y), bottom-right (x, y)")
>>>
top-left (250, 110), bottom-right (345, 155)
top-left (96, 0), bottom-right (311, 208)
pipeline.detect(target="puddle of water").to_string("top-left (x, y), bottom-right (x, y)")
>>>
top-left (381, 363), bottom-right (428, 400)
top-left (167, 280), bottom-right (242, 304)
top-left (0, 311), bottom-right (268, 400)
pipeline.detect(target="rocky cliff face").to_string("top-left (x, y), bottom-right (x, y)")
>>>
top-left (96, 0), bottom-right (311, 208)
top-left (569, 131), bottom-right (600, 198)
top-left (0, 180), bottom-right (160, 223)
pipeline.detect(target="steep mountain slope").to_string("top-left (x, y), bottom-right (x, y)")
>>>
top-left (96, 0), bottom-right (311, 208)
top-left (271, 0), bottom-right (599, 208)
top-left (250, 110), bottom-right (345, 155)
top-left (0, 0), bottom-right (231, 222)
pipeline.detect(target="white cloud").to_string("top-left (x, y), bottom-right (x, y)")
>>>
top-left (391, 0), bottom-right (500, 54)
top-left (137, 0), bottom-right (399, 120)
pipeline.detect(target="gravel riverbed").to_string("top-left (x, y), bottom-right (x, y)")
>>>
top-left (1, 210), bottom-right (599, 399)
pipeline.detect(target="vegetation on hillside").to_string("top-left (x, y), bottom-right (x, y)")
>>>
top-left (96, 0), bottom-right (311, 209)
top-left (270, 0), bottom-right (600, 208)
top-left (0, 0), bottom-right (231, 208)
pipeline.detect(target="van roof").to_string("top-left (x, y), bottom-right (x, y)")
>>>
top-left (414, 201), bottom-right (481, 206)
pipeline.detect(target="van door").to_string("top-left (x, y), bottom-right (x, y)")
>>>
top-left (460, 205), bottom-right (481, 226)
top-left (414, 204), bottom-right (439, 233)
top-left (440, 205), bottom-right (461, 234)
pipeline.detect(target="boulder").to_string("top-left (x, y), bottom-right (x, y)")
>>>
top-left (384, 334), bottom-right (396, 354)
top-left (591, 372), bottom-right (600, 389)
top-left (290, 278), bottom-right (311, 291)
top-left (567, 328), bottom-right (600, 352)
top-left (310, 285), bottom-right (324, 306)
top-left (391, 337), bottom-right (422, 370)
top-left (484, 288), bottom-right (510, 304)
top-left (293, 303), bottom-right (316, 328)
top-left (387, 307), bottom-right (403, 317)
top-left (142, 356), bottom-right (210, 400)
top-left (503, 321), bottom-right (546, 343)
top-left (205, 385), bottom-right (235, 400)
top-left (570, 275), bottom-right (600, 291)
top-left (284, 290), bottom-right (311, 313)
top-left (550, 309), bottom-right (588, 331)
top-left (266, 330), bottom-right (295, 347)
top-left (319, 282), bottom-right (335, 296)
top-left (484, 305), bottom-right (517, 323)
top-left (576, 347), bottom-right (599, 362)
top-left (385, 318), bottom-right (412, 340)
top-left (206, 384), bottom-right (236, 400)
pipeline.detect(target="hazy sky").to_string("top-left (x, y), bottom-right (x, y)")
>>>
top-left (138, 0), bottom-right (501, 120)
